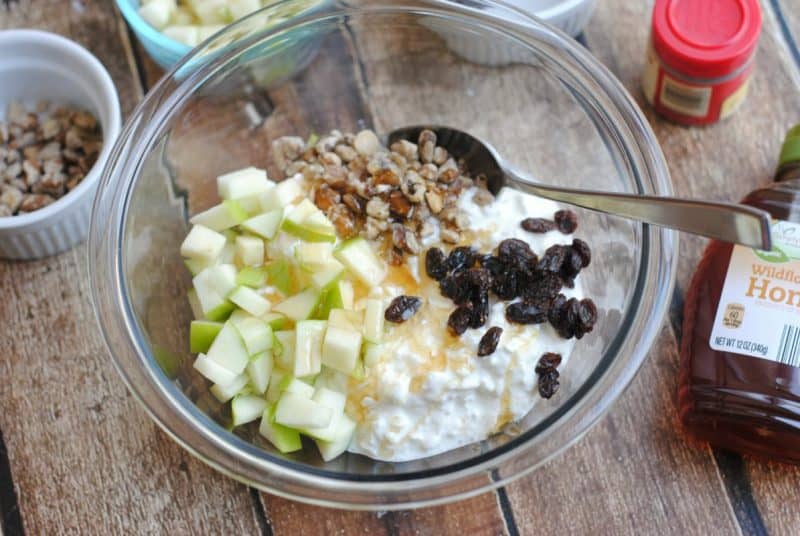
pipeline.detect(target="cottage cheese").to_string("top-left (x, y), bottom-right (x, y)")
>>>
top-left (347, 187), bottom-right (583, 462)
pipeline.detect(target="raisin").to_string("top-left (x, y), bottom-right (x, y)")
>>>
top-left (574, 298), bottom-right (598, 339)
top-left (548, 293), bottom-right (567, 324)
top-left (469, 290), bottom-right (490, 328)
top-left (535, 352), bottom-right (562, 373)
top-left (477, 327), bottom-right (503, 357)
top-left (481, 255), bottom-right (505, 276)
top-left (448, 305), bottom-right (473, 335)
top-left (538, 369), bottom-right (560, 399)
top-left (466, 267), bottom-right (492, 290)
top-left (425, 247), bottom-right (448, 280)
top-left (385, 295), bottom-right (422, 323)
top-left (491, 270), bottom-right (519, 300)
top-left (498, 238), bottom-right (536, 270)
top-left (521, 271), bottom-right (563, 303)
top-left (572, 238), bottom-right (591, 267)
top-left (521, 217), bottom-right (556, 233)
top-left (440, 272), bottom-right (470, 304)
top-left (447, 246), bottom-right (477, 272)
top-left (552, 298), bottom-right (582, 338)
top-left (561, 249), bottom-right (584, 279)
top-left (506, 301), bottom-right (547, 324)
top-left (554, 209), bottom-right (578, 234)
top-left (538, 244), bottom-right (568, 272)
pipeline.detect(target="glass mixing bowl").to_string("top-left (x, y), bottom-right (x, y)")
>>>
top-left (90, 0), bottom-right (676, 509)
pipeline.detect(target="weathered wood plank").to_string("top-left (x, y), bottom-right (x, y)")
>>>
top-left (0, 1), bottom-right (262, 533)
top-left (507, 327), bottom-right (741, 535)
top-left (584, 1), bottom-right (800, 535)
top-left (339, 8), bottom-right (738, 534)
top-left (263, 492), bottom-right (509, 536)
top-left (586, 0), bottom-right (800, 294)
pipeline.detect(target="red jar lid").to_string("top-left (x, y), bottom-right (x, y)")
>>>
top-left (652, 0), bottom-right (762, 79)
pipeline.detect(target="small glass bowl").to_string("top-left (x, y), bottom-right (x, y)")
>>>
top-left (90, 0), bottom-right (676, 509)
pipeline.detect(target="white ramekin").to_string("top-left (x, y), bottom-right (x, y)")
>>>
top-left (430, 0), bottom-right (598, 66)
top-left (0, 30), bottom-right (121, 259)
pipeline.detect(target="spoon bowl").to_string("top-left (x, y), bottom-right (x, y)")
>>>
top-left (389, 125), bottom-right (773, 250)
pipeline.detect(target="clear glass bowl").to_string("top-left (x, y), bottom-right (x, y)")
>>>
top-left (90, 0), bottom-right (676, 509)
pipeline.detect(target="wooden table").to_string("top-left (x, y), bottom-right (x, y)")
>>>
top-left (2, 0), bottom-right (800, 534)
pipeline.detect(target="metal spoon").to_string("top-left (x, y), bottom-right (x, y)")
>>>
top-left (388, 126), bottom-right (772, 250)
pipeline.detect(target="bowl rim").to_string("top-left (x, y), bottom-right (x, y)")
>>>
top-left (0, 29), bottom-right (121, 231)
top-left (91, 0), bottom-right (677, 508)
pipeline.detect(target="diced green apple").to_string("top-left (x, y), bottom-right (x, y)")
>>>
top-left (302, 387), bottom-right (346, 441)
top-left (236, 266), bottom-right (269, 288)
top-left (334, 238), bottom-right (386, 288)
top-left (228, 0), bottom-right (260, 20)
top-left (231, 395), bottom-right (268, 426)
top-left (265, 259), bottom-right (291, 295)
top-left (210, 373), bottom-right (249, 403)
top-left (310, 261), bottom-right (345, 290)
top-left (321, 325), bottom-right (363, 374)
top-left (192, 268), bottom-right (235, 321)
top-left (197, 24), bottom-right (224, 42)
top-left (295, 242), bottom-right (334, 271)
top-left (236, 193), bottom-right (263, 215)
top-left (187, 0), bottom-right (230, 24)
top-left (193, 353), bottom-right (239, 386)
top-left (281, 199), bottom-right (336, 243)
top-left (206, 321), bottom-right (250, 374)
top-left (229, 286), bottom-right (271, 317)
top-left (180, 224), bottom-right (227, 262)
top-left (187, 288), bottom-right (204, 320)
top-left (235, 235), bottom-right (264, 267)
top-left (241, 209), bottom-right (283, 240)
top-left (184, 257), bottom-right (212, 276)
top-left (315, 414), bottom-right (356, 462)
top-left (217, 167), bottom-right (271, 200)
top-left (217, 242), bottom-right (236, 265)
top-left (261, 179), bottom-right (303, 211)
top-left (189, 200), bottom-right (248, 231)
top-left (247, 351), bottom-right (273, 394)
top-left (273, 330), bottom-right (296, 370)
top-left (273, 288), bottom-right (321, 321)
top-left (278, 376), bottom-right (315, 398)
top-left (262, 312), bottom-right (288, 331)
top-left (274, 391), bottom-right (333, 429)
top-left (265, 371), bottom-right (286, 404)
top-left (338, 280), bottom-right (354, 310)
top-left (294, 320), bottom-right (326, 377)
top-left (138, 0), bottom-right (175, 30)
top-left (163, 25), bottom-right (200, 46)
top-left (328, 309), bottom-right (364, 331)
top-left (362, 342), bottom-right (387, 367)
top-left (363, 299), bottom-right (384, 343)
top-left (190, 320), bottom-right (223, 353)
top-left (234, 316), bottom-right (273, 355)
top-left (206, 264), bottom-right (238, 298)
top-left (259, 405), bottom-right (302, 453)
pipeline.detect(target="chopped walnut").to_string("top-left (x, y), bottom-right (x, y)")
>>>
top-left (0, 101), bottom-right (102, 216)
top-left (366, 197), bottom-right (390, 219)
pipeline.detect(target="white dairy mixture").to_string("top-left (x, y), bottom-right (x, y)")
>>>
top-left (347, 187), bottom-right (583, 462)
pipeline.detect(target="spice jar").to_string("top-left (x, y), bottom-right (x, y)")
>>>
top-left (642, 0), bottom-right (762, 126)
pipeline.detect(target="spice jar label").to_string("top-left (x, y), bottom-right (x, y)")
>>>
top-left (710, 220), bottom-right (800, 366)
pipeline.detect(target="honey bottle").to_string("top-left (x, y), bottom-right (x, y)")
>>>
top-left (680, 125), bottom-right (800, 463)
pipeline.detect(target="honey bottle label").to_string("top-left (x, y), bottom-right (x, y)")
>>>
top-left (710, 220), bottom-right (800, 365)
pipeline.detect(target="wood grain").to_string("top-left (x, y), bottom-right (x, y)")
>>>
top-left (3, 0), bottom-right (800, 534)
top-left (0, 2), bottom-right (262, 534)
top-left (584, 1), bottom-right (800, 535)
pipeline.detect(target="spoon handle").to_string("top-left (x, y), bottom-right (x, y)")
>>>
top-left (507, 173), bottom-right (772, 250)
